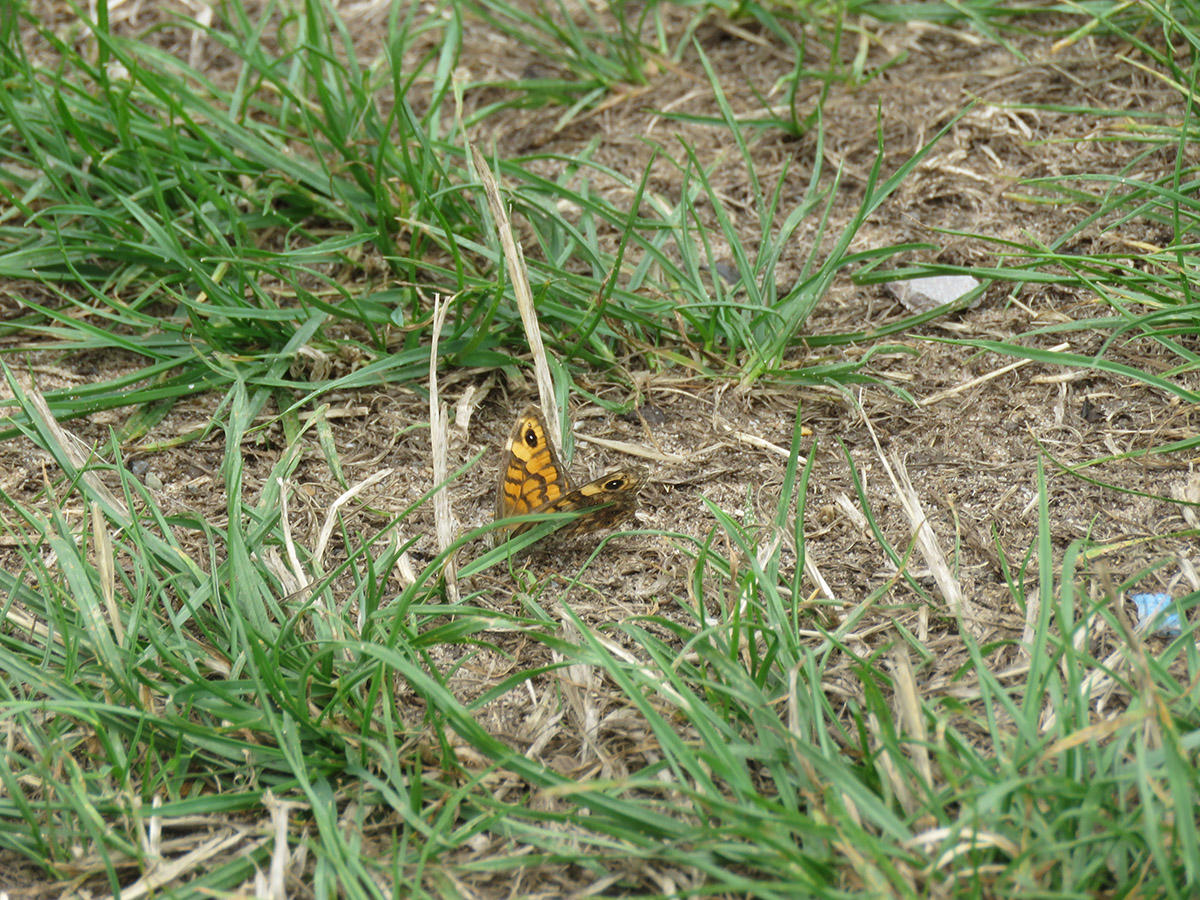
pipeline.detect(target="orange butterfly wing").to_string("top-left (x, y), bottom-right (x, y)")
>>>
top-left (495, 406), bottom-right (645, 538)
top-left (495, 406), bottom-right (571, 521)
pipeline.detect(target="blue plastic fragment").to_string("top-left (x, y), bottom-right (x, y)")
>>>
top-left (1131, 592), bottom-right (1182, 637)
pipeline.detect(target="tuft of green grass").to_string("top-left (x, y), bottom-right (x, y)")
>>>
top-left (0, 0), bottom-right (945, 440)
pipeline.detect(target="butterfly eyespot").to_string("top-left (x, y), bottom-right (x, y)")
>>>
top-left (604, 477), bottom-right (625, 490)
top-left (523, 426), bottom-right (538, 448)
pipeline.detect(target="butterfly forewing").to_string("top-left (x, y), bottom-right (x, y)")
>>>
top-left (495, 406), bottom-right (572, 520)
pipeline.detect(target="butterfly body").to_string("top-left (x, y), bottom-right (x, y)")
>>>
top-left (495, 406), bottom-right (645, 539)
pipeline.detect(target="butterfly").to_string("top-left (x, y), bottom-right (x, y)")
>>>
top-left (494, 405), bottom-right (646, 540)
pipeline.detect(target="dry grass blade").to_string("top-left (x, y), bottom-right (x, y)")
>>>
top-left (556, 614), bottom-right (605, 765)
top-left (277, 478), bottom-right (307, 591)
top-left (90, 500), bottom-right (124, 647)
top-left (1020, 586), bottom-right (1040, 661)
top-left (266, 792), bottom-right (302, 900)
top-left (868, 703), bottom-right (915, 815)
top-left (298, 467), bottom-right (394, 641)
top-left (888, 450), bottom-right (969, 626)
top-left (429, 291), bottom-right (459, 598)
top-left (919, 342), bottom-right (1071, 407)
top-left (575, 431), bottom-right (683, 464)
top-left (1042, 571), bottom-right (1167, 734)
top-left (889, 644), bottom-right (932, 802)
top-left (864, 404), bottom-right (973, 631)
top-left (23, 380), bottom-right (128, 520)
top-left (733, 430), bottom-right (797, 460)
top-left (313, 469), bottom-right (395, 566)
top-left (469, 144), bottom-right (557, 426)
top-left (909, 826), bottom-right (1021, 871)
top-left (108, 831), bottom-right (267, 900)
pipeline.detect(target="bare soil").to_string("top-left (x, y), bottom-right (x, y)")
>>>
top-left (3, 1), bottom-right (1196, 896)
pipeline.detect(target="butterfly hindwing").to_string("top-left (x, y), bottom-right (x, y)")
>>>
top-left (545, 468), bottom-right (645, 535)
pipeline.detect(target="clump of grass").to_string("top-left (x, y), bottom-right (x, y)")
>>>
top-left (0, 0), bottom-right (482, 441)
top-left (0, 0), bottom-right (951, 439)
